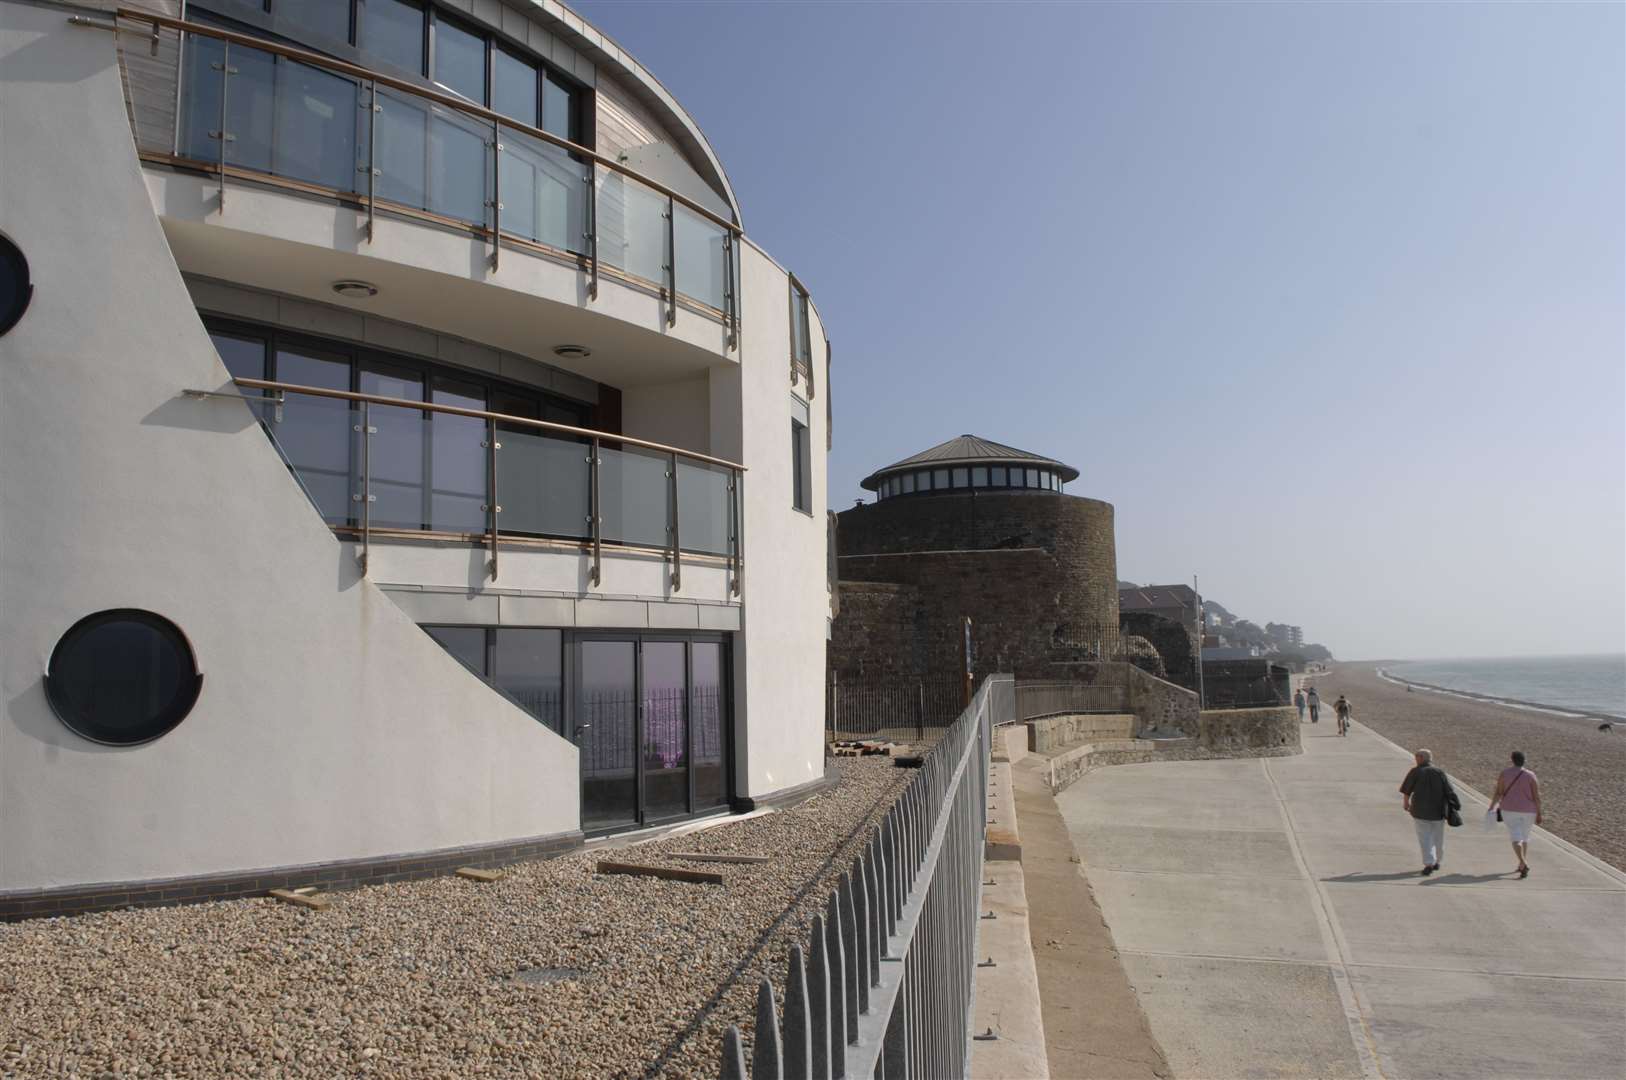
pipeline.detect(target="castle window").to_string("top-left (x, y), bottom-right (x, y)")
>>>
top-left (901, 473), bottom-right (915, 494)
top-left (973, 466), bottom-right (988, 487)
top-left (933, 468), bottom-right (949, 489)
top-left (952, 467), bottom-right (968, 488)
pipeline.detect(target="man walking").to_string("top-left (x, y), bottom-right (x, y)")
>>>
top-left (1333, 694), bottom-right (1353, 736)
top-left (1294, 687), bottom-right (1306, 722)
top-left (1306, 687), bottom-right (1321, 724)
top-left (1400, 748), bottom-right (1459, 876)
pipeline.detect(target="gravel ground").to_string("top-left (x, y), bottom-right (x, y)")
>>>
top-left (0, 758), bottom-right (908, 1079)
top-left (1309, 663), bottom-right (1626, 871)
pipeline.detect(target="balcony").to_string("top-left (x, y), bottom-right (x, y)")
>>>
top-left (198, 378), bottom-right (742, 594)
top-left (115, 10), bottom-right (739, 349)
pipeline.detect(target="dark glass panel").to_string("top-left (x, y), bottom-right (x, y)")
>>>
top-left (359, 0), bottom-right (424, 75)
top-left (901, 473), bottom-right (915, 494)
top-left (972, 466), bottom-right (989, 487)
top-left (427, 105), bottom-right (492, 224)
top-left (375, 87), bottom-right (428, 210)
top-left (493, 46), bottom-right (538, 126)
top-left (210, 332), bottom-right (267, 389)
top-left (273, 346), bottom-right (353, 525)
top-left (641, 641), bottom-right (688, 818)
top-left (991, 466), bottom-right (1007, 486)
top-left (578, 640), bottom-right (637, 829)
top-left (425, 625), bottom-right (486, 676)
top-left (275, 1), bottom-right (352, 45)
top-left (272, 58), bottom-right (360, 191)
top-left (181, 37), bottom-right (276, 172)
top-left (542, 70), bottom-right (575, 141)
top-left (692, 642), bottom-right (727, 809)
top-left (952, 467), bottom-right (968, 488)
top-left (433, 14), bottom-right (486, 103)
top-left (933, 468), bottom-right (949, 490)
top-left (492, 628), bottom-right (562, 731)
top-left (430, 377), bottom-right (486, 532)
top-left (360, 362), bottom-right (426, 529)
top-left (1026, 468), bottom-right (1040, 488)
top-left (46, 611), bottom-right (200, 745)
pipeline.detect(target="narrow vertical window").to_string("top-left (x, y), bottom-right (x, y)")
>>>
top-left (789, 277), bottom-right (811, 387)
top-left (791, 396), bottom-right (811, 513)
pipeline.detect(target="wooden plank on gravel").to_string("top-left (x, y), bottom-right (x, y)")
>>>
top-left (455, 866), bottom-right (503, 883)
top-left (595, 860), bottom-right (725, 885)
top-left (269, 888), bottom-right (330, 911)
top-left (669, 852), bottom-right (773, 865)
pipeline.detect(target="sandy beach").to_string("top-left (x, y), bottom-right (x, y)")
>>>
top-left (1308, 663), bottom-right (1626, 872)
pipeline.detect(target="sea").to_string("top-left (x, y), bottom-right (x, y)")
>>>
top-left (1382, 654), bottom-right (1626, 722)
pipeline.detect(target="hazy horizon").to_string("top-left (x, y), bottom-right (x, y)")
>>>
top-left (576, 0), bottom-right (1626, 662)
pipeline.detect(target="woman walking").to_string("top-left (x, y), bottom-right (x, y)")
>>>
top-left (1490, 750), bottom-right (1542, 879)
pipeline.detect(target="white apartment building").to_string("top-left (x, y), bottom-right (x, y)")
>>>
top-left (0, 0), bottom-right (831, 916)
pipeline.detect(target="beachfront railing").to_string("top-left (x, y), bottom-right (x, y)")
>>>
top-left (188, 378), bottom-right (742, 590)
top-left (111, 9), bottom-right (740, 341)
top-left (721, 674), bottom-right (1014, 1080)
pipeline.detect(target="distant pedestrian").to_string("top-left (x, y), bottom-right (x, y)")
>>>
top-left (1294, 688), bottom-right (1306, 721)
top-left (1333, 694), bottom-right (1353, 736)
top-left (1307, 687), bottom-right (1321, 723)
top-left (1400, 748), bottom-right (1460, 876)
top-left (1490, 750), bottom-right (1542, 879)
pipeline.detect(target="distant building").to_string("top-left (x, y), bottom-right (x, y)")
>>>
top-left (1120, 584), bottom-right (1202, 627)
top-left (1118, 584), bottom-right (1203, 691)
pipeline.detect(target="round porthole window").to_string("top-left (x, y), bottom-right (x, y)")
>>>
top-left (45, 610), bottom-right (203, 745)
top-left (0, 234), bottom-right (32, 338)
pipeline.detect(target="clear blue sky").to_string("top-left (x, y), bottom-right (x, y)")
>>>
top-left (576, 0), bottom-right (1625, 662)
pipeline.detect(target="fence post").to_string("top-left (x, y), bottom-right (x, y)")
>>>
top-left (915, 680), bottom-right (924, 742)
top-left (823, 892), bottom-right (850, 1069)
top-left (809, 914), bottom-right (834, 1080)
top-left (754, 980), bottom-right (783, 1080)
top-left (784, 945), bottom-right (813, 1080)
top-left (722, 1025), bottom-right (748, 1080)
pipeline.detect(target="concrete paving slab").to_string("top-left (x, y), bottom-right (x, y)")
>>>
top-left (1326, 882), bottom-right (1626, 978)
top-left (972, 861), bottom-right (1050, 1080)
top-left (1088, 868), bottom-right (1329, 963)
top-left (1350, 965), bottom-right (1626, 1080)
top-left (1073, 825), bottom-right (1302, 880)
top-left (1303, 833), bottom-right (1618, 891)
top-left (1056, 712), bottom-right (1626, 1079)
top-left (1122, 953), bottom-right (1364, 1080)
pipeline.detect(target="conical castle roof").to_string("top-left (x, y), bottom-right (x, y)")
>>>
top-left (859, 435), bottom-right (1079, 491)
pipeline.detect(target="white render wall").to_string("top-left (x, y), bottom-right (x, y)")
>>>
top-left (0, 4), bottom-right (579, 892)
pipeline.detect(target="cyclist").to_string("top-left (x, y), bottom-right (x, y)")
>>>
top-left (1333, 694), bottom-right (1353, 736)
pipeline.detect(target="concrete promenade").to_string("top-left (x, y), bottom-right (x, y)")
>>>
top-left (1057, 717), bottom-right (1626, 1079)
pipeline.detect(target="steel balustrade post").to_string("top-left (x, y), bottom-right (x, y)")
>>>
top-left (723, 231), bottom-right (738, 350)
top-left (665, 195), bottom-right (677, 326)
top-left (484, 419), bottom-right (500, 580)
top-left (489, 119), bottom-right (501, 271)
top-left (722, 1026), bottom-right (749, 1080)
top-left (585, 164), bottom-right (599, 300)
top-left (668, 452), bottom-right (681, 591)
top-left (364, 80), bottom-right (379, 243)
top-left (839, 872), bottom-right (862, 1029)
top-left (208, 41), bottom-right (234, 212)
top-left (850, 866), bottom-right (870, 1014)
top-left (867, 844), bottom-right (885, 964)
top-left (589, 436), bottom-right (602, 587)
top-left (354, 400), bottom-right (373, 576)
top-left (730, 469), bottom-right (743, 596)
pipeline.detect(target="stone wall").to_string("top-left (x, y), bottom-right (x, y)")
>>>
top-left (1125, 664), bottom-right (1202, 737)
top-left (1198, 705), bottom-right (1300, 753)
top-left (833, 490), bottom-right (1119, 680)
top-left (1119, 611), bottom-right (1199, 691)
top-left (1025, 713), bottom-right (1135, 755)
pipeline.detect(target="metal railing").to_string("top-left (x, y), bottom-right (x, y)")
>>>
top-left (827, 675), bottom-right (968, 746)
top-left (111, 9), bottom-right (740, 345)
top-left (1015, 680), bottom-right (1131, 720)
top-left (189, 378), bottom-right (742, 590)
top-left (722, 674), bottom-right (1014, 1079)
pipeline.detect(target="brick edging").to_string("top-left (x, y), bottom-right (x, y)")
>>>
top-left (0, 829), bottom-right (584, 922)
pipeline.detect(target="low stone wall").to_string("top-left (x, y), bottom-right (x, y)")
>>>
top-left (1125, 665), bottom-right (1201, 737)
top-left (1026, 713), bottom-right (1135, 754)
top-left (1044, 737), bottom-right (1198, 791)
top-left (1199, 705), bottom-right (1300, 752)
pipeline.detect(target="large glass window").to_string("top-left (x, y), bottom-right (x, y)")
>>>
top-left (543, 70), bottom-right (577, 141)
top-left (789, 280), bottom-right (811, 372)
top-left (276, 0), bottom-right (352, 45)
top-left (952, 467), bottom-right (968, 489)
top-left (932, 468), bottom-right (949, 490)
top-left (901, 472), bottom-right (915, 494)
top-left (359, 0), bottom-right (425, 76)
top-left (642, 641), bottom-right (688, 819)
top-left (973, 466), bottom-right (988, 487)
top-left (492, 628), bottom-right (562, 731)
top-left (692, 641), bottom-right (727, 809)
top-left (493, 46), bottom-right (539, 126)
top-left (992, 466), bottom-right (1007, 486)
top-left (432, 13), bottom-right (485, 103)
top-left (210, 332), bottom-right (267, 387)
top-left (275, 345), bottom-right (353, 525)
top-left (426, 625), bottom-right (485, 675)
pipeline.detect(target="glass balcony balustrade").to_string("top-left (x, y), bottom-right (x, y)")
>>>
top-left (239, 384), bottom-right (740, 590)
top-left (168, 21), bottom-right (737, 328)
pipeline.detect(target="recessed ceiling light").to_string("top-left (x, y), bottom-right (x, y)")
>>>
top-left (552, 344), bottom-right (591, 360)
top-left (332, 280), bottom-right (378, 299)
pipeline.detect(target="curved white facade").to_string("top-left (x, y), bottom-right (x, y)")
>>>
top-left (0, 0), bottom-right (831, 909)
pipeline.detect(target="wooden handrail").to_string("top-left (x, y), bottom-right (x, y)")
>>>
top-left (232, 378), bottom-right (744, 472)
top-left (114, 8), bottom-right (742, 235)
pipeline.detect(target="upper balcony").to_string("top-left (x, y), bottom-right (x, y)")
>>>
top-left (111, 8), bottom-right (742, 381)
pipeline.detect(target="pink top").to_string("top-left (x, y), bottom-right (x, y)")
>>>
top-left (1498, 767), bottom-right (1538, 813)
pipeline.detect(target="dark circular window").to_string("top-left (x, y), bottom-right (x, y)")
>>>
top-left (0, 233), bottom-right (32, 338)
top-left (45, 610), bottom-right (203, 745)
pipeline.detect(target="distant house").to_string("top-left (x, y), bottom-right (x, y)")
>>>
top-left (1118, 584), bottom-right (1202, 628)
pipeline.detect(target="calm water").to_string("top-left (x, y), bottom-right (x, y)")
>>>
top-left (1386, 654), bottom-right (1626, 720)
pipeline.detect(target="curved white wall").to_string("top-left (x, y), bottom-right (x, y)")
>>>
top-left (0, 3), bottom-right (578, 892)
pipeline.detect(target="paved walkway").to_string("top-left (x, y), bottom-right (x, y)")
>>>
top-left (1056, 719), bottom-right (1626, 1079)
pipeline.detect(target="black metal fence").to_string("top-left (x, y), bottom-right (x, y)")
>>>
top-left (826, 675), bottom-right (967, 745)
top-left (722, 674), bottom-right (1014, 1079)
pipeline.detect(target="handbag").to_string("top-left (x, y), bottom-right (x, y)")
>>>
top-left (1445, 785), bottom-right (1462, 828)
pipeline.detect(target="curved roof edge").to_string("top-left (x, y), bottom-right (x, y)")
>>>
top-left (860, 435), bottom-right (1081, 491)
top-left (538, 1), bottom-right (742, 229)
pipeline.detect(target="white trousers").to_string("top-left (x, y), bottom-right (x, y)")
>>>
top-left (1414, 817), bottom-right (1445, 866)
